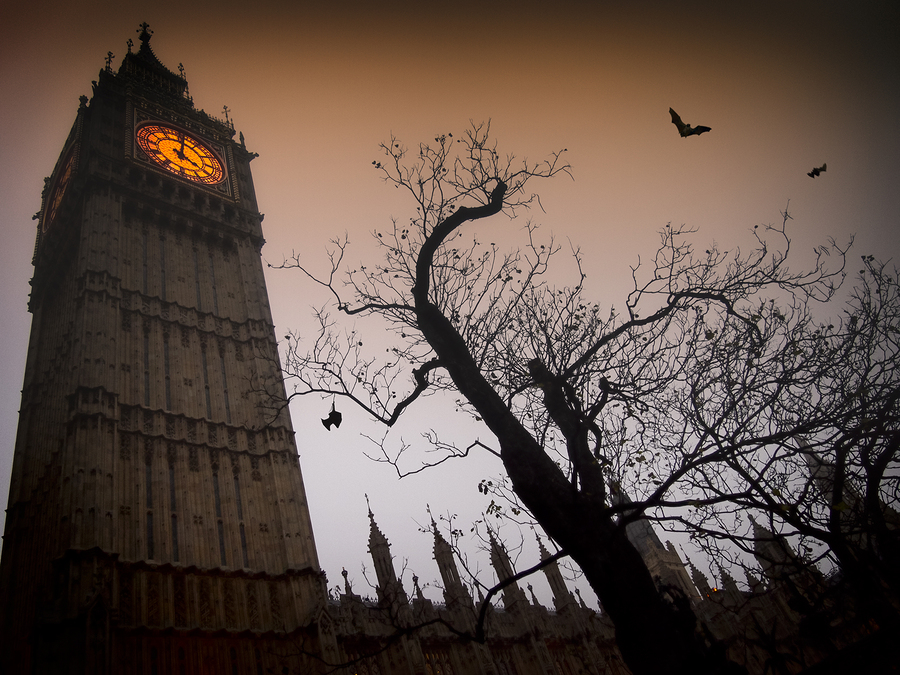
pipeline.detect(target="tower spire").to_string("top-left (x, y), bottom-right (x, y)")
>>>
top-left (116, 23), bottom-right (189, 101)
top-left (688, 561), bottom-right (712, 597)
top-left (366, 502), bottom-right (407, 606)
top-left (487, 530), bottom-right (529, 611)
top-left (537, 534), bottom-right (576, 613)
top-left (0, 25), bottom-right (326, 670)
top-left (431, 515), bottom-right (473, 613)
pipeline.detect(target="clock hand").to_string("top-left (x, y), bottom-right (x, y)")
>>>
top-left (181, 149), bottom-right (200, 169)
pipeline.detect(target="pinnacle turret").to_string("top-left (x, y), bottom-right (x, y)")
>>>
top-left (431, 518), bottom-right (473, 611)
top-left (487, 531), bottom-right (529, 611)
top-left (537, 535), bottom-right (577, 613)
top-left (689, 561), bottom-right (712, 597)
top-left (366, 504), bottom-right (407, 606)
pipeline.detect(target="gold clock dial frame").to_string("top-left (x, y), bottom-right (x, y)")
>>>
top-left (135, 123), bottom-right (225, 185)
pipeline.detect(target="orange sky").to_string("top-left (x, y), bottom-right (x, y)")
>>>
top-left (1, 1), bottom-right (898, 604)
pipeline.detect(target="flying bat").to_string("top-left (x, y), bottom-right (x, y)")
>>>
top-left (807, 163), bottom-right (826, 178)
top-left (321, 403), bottom-right (342, 430)
top-left (669, 108), bottom-right (711, 137)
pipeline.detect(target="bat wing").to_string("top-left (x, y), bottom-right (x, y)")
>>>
top-left (669, 108), bottom-right (686, 133)
top-left (321, 408), bottom-right (342, 430)
top-left (692, 125), bottom-right (711, 136)
top-left (807, 163), bottom-right (826, 178)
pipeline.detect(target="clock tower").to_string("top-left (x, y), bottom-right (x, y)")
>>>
top-left (0, 26), bottom-right (334, 673)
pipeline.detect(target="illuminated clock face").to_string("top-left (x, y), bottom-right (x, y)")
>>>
top-left (43, 149), bottom-right (76, 232)
top-left (135, 124), bottom-right (225, 185)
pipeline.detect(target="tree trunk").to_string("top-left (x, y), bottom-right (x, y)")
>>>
top-left (412, 307), bottom-right (740, 673)
top-left (410, 183), bottom-right (743, 675)
top-left (828, 534), bottom-right (900, 632)
top-left (499, 435), bottom-right (741, 675)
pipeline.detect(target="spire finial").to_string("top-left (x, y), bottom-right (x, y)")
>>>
top-left (105, 51), bottom-right (115, 73)
top-left (413, 575), bottom-right (425, 600)
top-left (127, 38), bottom-right (133, 54)
top-left (575, 588), bottom-right (588, 609)
top-left (137, 22), bottom-right (153, 41)
top-left (528, 583), bottom-right (541, 607)
top-left (426, 503), bottom-right (438, 530)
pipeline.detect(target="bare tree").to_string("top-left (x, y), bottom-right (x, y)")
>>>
top-left (646, 254), bottom-right (900, 629)
top-left (276, 122), bottom-right (865, 675)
